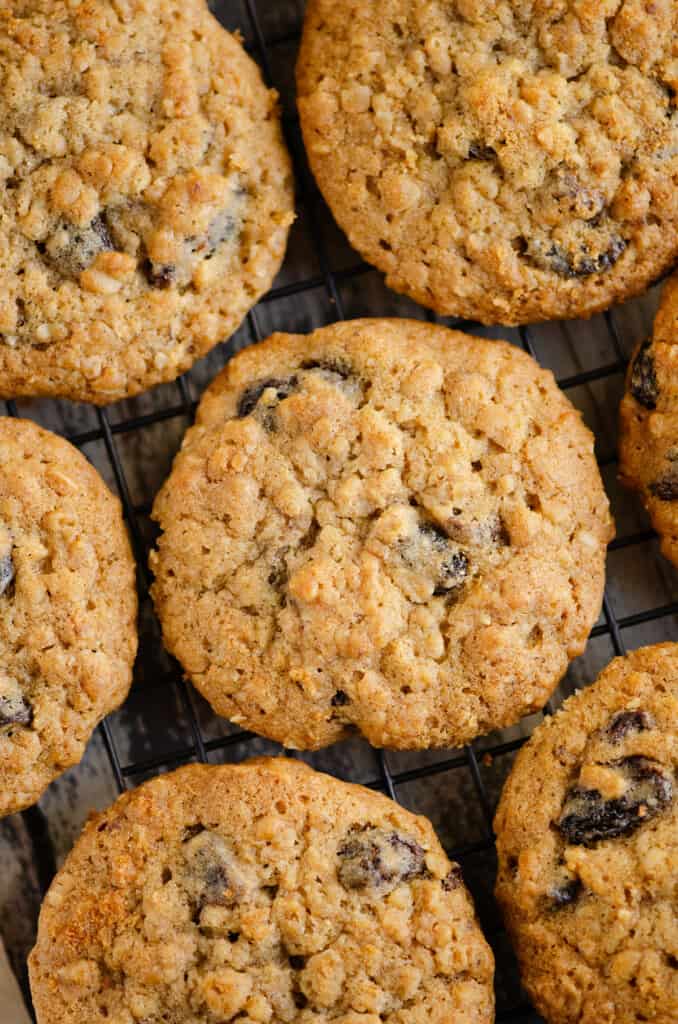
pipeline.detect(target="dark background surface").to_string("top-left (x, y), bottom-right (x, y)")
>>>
top-left (2, 2), bottom-right (676, 1022)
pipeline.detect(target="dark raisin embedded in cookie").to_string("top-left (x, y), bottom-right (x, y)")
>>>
top-left (182, 830), bottom-right (244, 910)
top-left (182, 823), bottom-right (206, 842)
top-left (267, 548), bottom-right (289, 593)
top-left (574, 237), bottom-right (627, 277)
top-left (418, 522), bottom-right (469, 596)
top-left (605, 710), bottom-right (654, 743)
top-left (529, 237), bottom-right (626, 278)
top-left (548, 878), bottom-right (581, 908)
top-left (434, 550), bottom-right (469, 596)
top-left (237, 377), bottom-right (299, 420)
top-left (649, 471), bottom-right (678, 501)
top-left (546, 173), bottom-right (606, 222)
top-left (567, 186), bottom-right (605, 222)
top-left (557, 756), bottom-right (673, 846)
top-left (331, 690), bottom-right (350, 707)
top-left (0, 691), bottom-right (33, 729)
top-left (144, 261), bottom-right (176, 289)
top-left (337, 826), bottom-right (427, 892)
top-left (0, 550), bottom-right (14, 596)
top-left (629, 340), bottom-right (658, 410)
top-left (468, 142), bottom-right (496, 161)
top-left (301, 358), bottom-right (354, 380)
top-left (198, 208), bottom-right (239, 260)
top-left (144, 192), bottom-right (245, 290)
top-left (442, 866), bottom-right (463, 891)
top-left (43, 214), bottom-right (114, 278)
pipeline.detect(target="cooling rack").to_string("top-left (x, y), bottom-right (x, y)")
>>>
top-left (3, 2), bottom-right (677, 1022)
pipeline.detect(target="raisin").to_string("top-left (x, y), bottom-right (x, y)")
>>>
top-left (557, 756), bottom-right (673, 847)
top-left (44, 214), bottom-right (113, 277)
top-left (182, 830), bottom-right (244, 910)
top-left (490, 517), bottom-right (511, 546)
top-left (434, 551), bottom-right (469, 596)
top-left (301, 358), bottom-right (353, 380)
top-left (531, 237), bottom-right (626, 278)
top-left (331, 690), bottom-right (350, 707)
top-left (418, 522), bottom-right (469, 596)
top-left (468, 142), bottom-right (496, 160)
top-left (185, 209), bottom-right (239, 265)
top-left (0, 693), bottom-right (33, 729)
top-left (144, 195), bottom-right (243, 288)
top-left (550, 174), bottom-right (605, 221)
top-left (574, 237), bottom-right (627, 276)
top-left (605, 710), bottom-right (654, 743)
top-left (549, 878), bottom-right (581, 908)
top-left (268, 548), bottom-right (289, 592)
top-left (0, 550), bottom-right (14, 596)
top-left (649, 472), bottom-right (678, 501)
top-left (182, 823), bottom-right (206, 842)
top-left (236, 376), bottom-right (299, 419)
top-left (337, 826), bottom-right (427, 892)
top-left (442, 866), bottom-right (462, 891)
top-left (629, 339), bottom-right (658, 410)
top-left (203, 209), bottom-right (238, 257)
top-left (144, 260), bottom-right (176, 289)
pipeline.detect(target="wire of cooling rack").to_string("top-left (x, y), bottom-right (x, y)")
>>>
top-left (11, 4), bottom-right (677, 1022)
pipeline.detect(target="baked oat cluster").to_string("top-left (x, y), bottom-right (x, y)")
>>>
top-left (29, 759), bottom-right (495, 1024)
top-left (150, 319), bottom-right (613, 750)
top-left (298, 0), bottom-right (678, 324)
top-left (0, 0), bottom-right (293, 403)
top-left (619, 272), bottom-right (678, 567)
top-left (495, 644), bottom-right (678, 1024)
top-left (0, 417), bottom-right (137, 817)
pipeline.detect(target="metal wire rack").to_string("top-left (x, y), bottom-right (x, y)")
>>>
top-left (6, 2), bottom-right (678, 1022)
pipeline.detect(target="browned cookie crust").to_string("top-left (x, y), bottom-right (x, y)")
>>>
top-left (297, 0), bottom-right (678, 325)
top-left (619, 272), bottom-right (678, 566)
top-left (150, 319), bottom-right (613, 750)
top-left (0, 0), bottom-right (294, 404)
top-left (29, 758), bottom-right (495, 1024)
top-left (495, 644), bottom-right (678, 1024)
top-left (0, 417), bottom-right (137, 817)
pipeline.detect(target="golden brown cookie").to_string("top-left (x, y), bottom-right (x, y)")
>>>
top-left (150, 319), bottom-right (613, 750)
top-left (0, 0), bottom-right (294, 403)
top-left (0, 417), bottom-right (137, 817)
top-left (297, 0), bottom-right (678, 325)
top-left (495, 643), bottom-right (678, 1024)
top-left (619, 273), bottom-right (678, 566)
top-left (29, 758), bottom-right (495, 1024)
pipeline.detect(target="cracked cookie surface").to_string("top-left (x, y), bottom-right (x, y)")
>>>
top-left (0, 417), bottom-right (137, 816)
top-left (495, 644), bottom-right (678, 1024)
top-left (619, 272), bottom-right (678, 568)
top-left (28, 758), bottom-right (495, 1024)
top-left (0, 0), bottom-right (293, 403)
top-left (150, 319), bottom-right (613, 750)
top-left (297, 0), bottom-right (678, 325)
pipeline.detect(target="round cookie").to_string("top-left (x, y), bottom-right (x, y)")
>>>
top-left (494, 644), bottom-right (678, 1024)
top-left (0, 0), bottom-right (294, 404)
top-left (619, 273), bottom-right (678, 567)
top-left (150, 318), bottom-right (613, 750)
top-left (0, 417), bottom-right (137, 816)
top-left (297, 0), bottom-right (678, 326)
top-left (29, 757), bottom-right (495, 1024)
